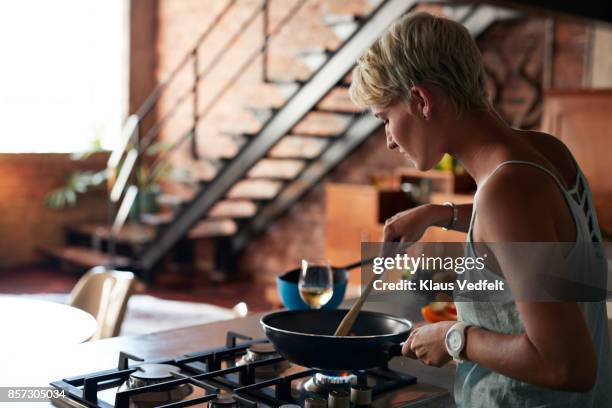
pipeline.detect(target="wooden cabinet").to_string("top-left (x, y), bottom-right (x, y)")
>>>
top-left (325, 174), bottom-right (474, 286)
top-left (541, 90), bottom-right (612, 234)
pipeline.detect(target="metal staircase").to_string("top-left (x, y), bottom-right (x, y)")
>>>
top-left (47, 0), bottom-right (517, 280)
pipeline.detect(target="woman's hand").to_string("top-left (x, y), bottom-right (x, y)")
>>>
top-left (402, 321), bottom-right (454, 367)
top-left (383, 204), bottom-right (437, 242)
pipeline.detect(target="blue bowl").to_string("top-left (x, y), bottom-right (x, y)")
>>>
top-left (276, 267), bottom-right (348, 310)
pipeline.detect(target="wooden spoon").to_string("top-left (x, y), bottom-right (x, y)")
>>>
top-left (334, 239), bottom-right (400, 336)
top-left (334, 267), bottom-right (382, 336)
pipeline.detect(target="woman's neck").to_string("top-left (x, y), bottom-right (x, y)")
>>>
top-left (447, 109), bottom-right (516, 187)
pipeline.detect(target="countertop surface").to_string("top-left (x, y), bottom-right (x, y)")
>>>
top-left (2, 293), bottom-right (455, 406)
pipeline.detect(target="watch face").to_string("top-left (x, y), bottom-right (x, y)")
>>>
top-left (448, 330), bottom-right (462, 351)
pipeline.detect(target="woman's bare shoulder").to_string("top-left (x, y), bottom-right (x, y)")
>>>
top-left (513, 129), bottom-right (578, 188)
top-left (475, 166), bottom-right (562, 242)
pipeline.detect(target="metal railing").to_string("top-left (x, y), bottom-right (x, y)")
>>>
top-left (103, 0), bottom-right (307, 267)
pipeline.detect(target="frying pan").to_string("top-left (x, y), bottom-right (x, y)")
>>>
top-left (261, 309), bottom-right (411, 370)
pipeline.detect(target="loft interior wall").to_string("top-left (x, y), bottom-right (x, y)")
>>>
top-left (0, 154), bottom-right (108, 269)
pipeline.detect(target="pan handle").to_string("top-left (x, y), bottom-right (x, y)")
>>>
top-left (385, 342), bottom-right (405, 358)
top-left (339, 256), bottom-right (376, 271)
top-left (338, 238), bottom-right (402, 271)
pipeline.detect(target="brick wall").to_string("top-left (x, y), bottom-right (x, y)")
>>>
top-left (131, 2), bottom-right (590, 283)
top-left (0, 154), bottom-right (108, 269)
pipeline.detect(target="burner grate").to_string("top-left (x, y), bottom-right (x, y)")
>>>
top-left (50, 331), bottom-right (420, 408)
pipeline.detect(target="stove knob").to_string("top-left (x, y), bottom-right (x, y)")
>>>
top-left (305, 396), bottom-right (327, 408)
top-left (328, 389), bottom-right (349, 408)
top-left (350, 385), bottom-right (372, 406)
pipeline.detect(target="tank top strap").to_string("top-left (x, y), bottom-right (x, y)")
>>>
top-left (468, 159), bottom-right (573, 244)
top-left (482, 160), bottom-right (571, 195)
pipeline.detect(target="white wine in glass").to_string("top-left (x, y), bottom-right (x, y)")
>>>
top-left (298, 258), bottom-right (334, 309)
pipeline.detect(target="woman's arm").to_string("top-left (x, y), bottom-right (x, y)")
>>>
top-left (404, 168), bottom-right (598, 391)
top-left (427, 203), bottom-right (473, 233)
top-left (383, 202), bottom-right (473, 242)
top-left (462, 303), bottom-right (597, 391)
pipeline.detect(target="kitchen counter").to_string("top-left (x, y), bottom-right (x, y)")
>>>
top-left (3, 295), bottom-right (455, 407)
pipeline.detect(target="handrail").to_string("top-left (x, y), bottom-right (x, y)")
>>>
top-left (106, 114), bottom-right (138, 196)
top-left (106, 0), bottom-right (244, 224)
top-left (110, 148), bottom-right (138, 203)
top-left (105, 0), bottom-right (308, 269)
top-left (134, 0), bottom-right (238, 121)
top-left (142, 0), bottom-right (308, 183)
top-left (138, 1), bottom-right (271, 151)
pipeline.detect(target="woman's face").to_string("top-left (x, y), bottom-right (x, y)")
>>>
top-left (372, 96), bottom-right (444, 171)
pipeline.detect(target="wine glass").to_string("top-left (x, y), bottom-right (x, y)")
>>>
top-left (298, 258), bottom-right (334, 309)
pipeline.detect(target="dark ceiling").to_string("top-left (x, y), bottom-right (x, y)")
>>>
top-left (478, 0), bottom-right (612, 24)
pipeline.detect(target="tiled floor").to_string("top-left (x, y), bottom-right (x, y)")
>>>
top-left (0, 266), bottom-right (276, 312)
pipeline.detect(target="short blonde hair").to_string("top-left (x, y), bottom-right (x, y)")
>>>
top-left (350, 11), bottom-right (489, 113)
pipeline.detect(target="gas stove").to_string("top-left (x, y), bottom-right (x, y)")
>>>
top-left (51, 331), bottom-right (450, 407)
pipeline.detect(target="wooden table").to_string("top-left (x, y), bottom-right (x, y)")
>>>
top-left (0, 296), bottom-right (97, 352)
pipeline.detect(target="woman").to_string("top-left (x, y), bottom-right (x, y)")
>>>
top-left (349, 11), bottom-right (611, 407)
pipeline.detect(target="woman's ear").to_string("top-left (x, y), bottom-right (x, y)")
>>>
top-left (410, 85), bottom-right (433, 120)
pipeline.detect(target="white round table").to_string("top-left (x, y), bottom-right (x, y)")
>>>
top-left (0, 296), bottom-right (97, 349)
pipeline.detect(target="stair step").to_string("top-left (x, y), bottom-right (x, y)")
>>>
top-left (316, 86), bottom-right (362, 113)
top-left (217, 131), bottom-right (250, 145)
top-left (209, 200), bottom-right (257, 219)
top-left (197, 135), bottom-right (243, 159)
top-left (264, 78), bottom-right (307, 86)
top-left (219, 131), bottom-right (258, 140)
top-left (322, 14), bottom-right (361, 41)
top-left (41, 245), bottom-right (132, 269)
top-left (292, 111), bottom-right (353, 135)
top-left (269, 136), bottom-right (330, 159)
top-left (67, 223), bottom-right (155, 245)
top-left (268, 81), bottom-right (301, 99)
top-left (227, 179), bottom-right (283, 200)
top-left (286, 132), bottom-right (341, 139)
top-left (322, 13), bottom-right (364, 25)
top-left (295, 47), bottom-right (334, 71)
top-left (141, 212), bottom-right (173, 226)
top-left (199, 157), bottom-right (231, 173)
top-left (245, 107), bottom-right (280, 124)
top-left (247, 159), bottom-right (306, 180)
top-left (188, 218), bottom-right (237, 239)
top-left (157, 193), bottom-right (191, 207)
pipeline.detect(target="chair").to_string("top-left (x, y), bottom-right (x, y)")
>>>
top-left (68, 266), bottom-right (136, 340)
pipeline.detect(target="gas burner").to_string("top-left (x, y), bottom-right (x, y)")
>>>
top-left (244, 342), bottom-right (277, 361)
top-left (117, 363), bottom-right (193, 407)
top-left (303, 371), bottom-right (358, 394)
top-left (209, 395), bottom-right (239, 407)
top-left (236, 342), bottom-right (290, 378)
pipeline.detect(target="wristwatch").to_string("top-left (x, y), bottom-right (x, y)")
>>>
top-left (445, 321), bottom-right (471, 362)
top-left (442, 202), bottom-right (458, 231)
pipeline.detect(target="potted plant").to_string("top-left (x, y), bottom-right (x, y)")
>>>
top-left (46, 140), bottom-right (192, 216)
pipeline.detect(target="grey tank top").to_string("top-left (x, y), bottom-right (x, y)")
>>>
top-left (455, 160), bottom-right (612, 408)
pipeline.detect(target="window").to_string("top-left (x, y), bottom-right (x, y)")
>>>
top-left (0, 0), bottom-right (127, 152)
